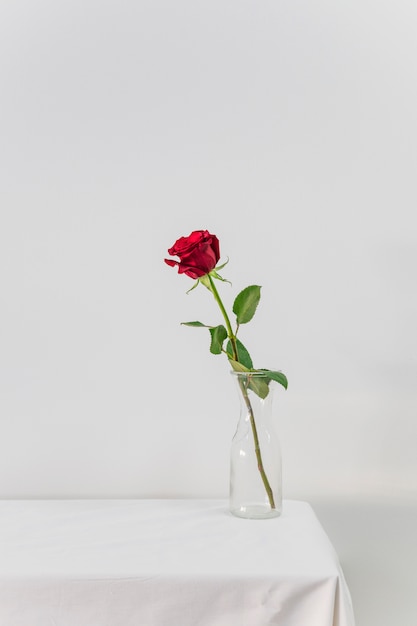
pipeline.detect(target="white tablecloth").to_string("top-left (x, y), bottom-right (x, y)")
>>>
top-left (0, 499), bottom-right (355, 626)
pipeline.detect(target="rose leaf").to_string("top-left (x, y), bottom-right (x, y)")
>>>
top-left (259, 369), bottom-right (288, 390)
top-left (226, 339), bottom-right (253, 369)
top-left (209, 325), bottom-right (228, 354)
top-left (233, 285), bottom-right (261, 324)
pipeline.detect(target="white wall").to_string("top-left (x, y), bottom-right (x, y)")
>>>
top-left (1, 0), bottom-right (416, 502)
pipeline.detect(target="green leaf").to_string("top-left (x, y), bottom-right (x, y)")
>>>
top-left (228, 360), bottom-right (270, 399)
top-left (248, 377), bottom-right (270, 399)
top-left (259, 369), bottom-right (288, 390)
top-left (181, 321), bottom-right (210, 327)
top-left (209, 325), bottom-right (228, 354)
top-left (233, 285), bottom-right (261, 324)
top-left (228, 359), bottom-right (250, 373)
top-left (226, 339), bottom-right (253, 369)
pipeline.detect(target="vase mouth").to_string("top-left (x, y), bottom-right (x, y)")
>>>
top-left (230, 370), bottom-right (275, 378)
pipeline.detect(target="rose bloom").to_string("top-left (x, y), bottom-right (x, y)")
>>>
top-left (165, 230), bottom-right (220, 279)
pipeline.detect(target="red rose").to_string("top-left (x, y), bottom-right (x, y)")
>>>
top-left (164, 230), bottom-right (220, 279)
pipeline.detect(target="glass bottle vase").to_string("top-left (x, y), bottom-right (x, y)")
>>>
top-left (230, 370), bottom-right (282, 519)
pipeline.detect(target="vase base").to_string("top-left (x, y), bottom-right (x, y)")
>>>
top-left (230, 504), bottom-right (282, 520)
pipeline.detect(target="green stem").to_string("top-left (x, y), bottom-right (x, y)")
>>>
top-left (240, 378), bottom-right (276, 509)
top-left (207, 274), bottom-right (238, 361)
top-left (205, 272), bottom-right (275, 510)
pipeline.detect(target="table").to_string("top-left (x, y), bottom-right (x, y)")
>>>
top-left (0, 499), bottom-right (355, 626)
